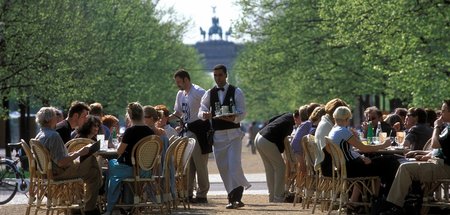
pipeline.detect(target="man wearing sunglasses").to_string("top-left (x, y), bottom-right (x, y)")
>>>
top-left (362, 106), bottom-right (392, 138)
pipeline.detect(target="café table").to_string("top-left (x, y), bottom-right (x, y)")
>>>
top-left (358, 146), bottom-right (407, 158)
top-left (96, 148), bottom-right (118, 160)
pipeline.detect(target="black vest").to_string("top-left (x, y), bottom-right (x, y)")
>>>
top-left (210, 85), bottom-right (240, 130)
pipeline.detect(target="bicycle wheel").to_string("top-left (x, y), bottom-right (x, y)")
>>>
top-left (0, 161), bottom-right (19, 204)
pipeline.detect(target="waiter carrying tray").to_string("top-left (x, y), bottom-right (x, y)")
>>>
top-left (198, 64), bottom-right (251, 209)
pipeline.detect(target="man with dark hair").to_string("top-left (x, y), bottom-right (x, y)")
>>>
top-left (56, 101), bottom-right (90, 143)
top-left (89, 102), bottom-right (110, 140)
top-left (381, 100), bottom-right (450, 215)
top-left (198, 64), bottom-right (250, 209)
top-left (395, 107), bottom-right (408, 126)
top-left (170, 69), bottom-right (210, 203)
top-left (403, 107), bottom-right (433, 150)
top-left (362, 106), bottom-right (392, 138)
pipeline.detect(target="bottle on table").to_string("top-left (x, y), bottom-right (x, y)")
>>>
top-left (390, 130), bottom-right (397, 146)
top-left (367, 121), bottom-right (374, 145)
top-left (374, 121), bottom-right (382, 144)
top-left (111, 128), bottom-right (119, 149)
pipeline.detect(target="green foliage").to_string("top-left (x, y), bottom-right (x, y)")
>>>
top-left (234, 0), bottom-right (449, 120)
top-left (0, 0), bottom-right (210, 117)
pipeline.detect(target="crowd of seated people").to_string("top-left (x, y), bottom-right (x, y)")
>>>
top-left (27, 95), bottom-right (448, 214)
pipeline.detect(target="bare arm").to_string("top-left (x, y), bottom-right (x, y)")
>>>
top-left (431, 116), bottom-right (444, 148)
top-left (117, 142), bottom-right (128, 156)
top-left (348, 129), bottom-right (391, 153)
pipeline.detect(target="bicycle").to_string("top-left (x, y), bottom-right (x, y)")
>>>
top-left (0, 141), bottom-right (31, 204)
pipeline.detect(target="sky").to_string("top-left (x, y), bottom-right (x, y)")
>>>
top-left (156, 0), bottom-right (242, 44)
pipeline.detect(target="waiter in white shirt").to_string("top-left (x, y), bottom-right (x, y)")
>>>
top-left (198, 64), bottom-right (251, 209)
top-left (170, 69), bottom-right (210, 203)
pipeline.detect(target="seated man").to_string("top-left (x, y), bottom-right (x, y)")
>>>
top-left (381, 100), bottom-right (450, 215)
top-left (35, 107), bottom-right (102, 215)
top-left (403, 107), bottom-right (433, 150)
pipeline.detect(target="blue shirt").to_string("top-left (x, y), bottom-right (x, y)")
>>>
top-left (290, 120), bottom-right (312, 154)
top-left (35, 127), bottom-right (68, 169)
top-left (329, 125), bottom-right (361, 161)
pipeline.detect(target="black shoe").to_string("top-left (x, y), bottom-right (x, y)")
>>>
top-left (226, 202), bottom-right (237, 209)
top-left (188, 196), bottom-right (196, 203)
top-left (284, 195), bottom-right (296, 203)
top-left (84, 208), bottom-right (101, 215)
top-left (379, 204), bottom-right (404, 215)
top-left (194, 197), bottom-right (208, 204)
top-left (71, 209), bottom-right (82, 215)
top-left (119, 208), bottom-right (132, 215)
top-left (236, 201), bottom-right (245, 208)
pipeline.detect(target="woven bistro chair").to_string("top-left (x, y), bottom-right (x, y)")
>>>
top-left (173, 137), bottom-right (196, 210)
top-left (282, 136), bottom-right (298, 202)
top-left (324, 137), bottom-right (379, 215)
top-left (298, 135), bottom-right (317, 211)
top-left (20, 139), bottom-right (38, 215)
top-left (421, 178), bottom-right (450, 214)
top-left (116, 135), bottom-right (164, 214)
top-left (150, 136), bottom-right (184, 212)
top-left (65, 138), bottom-right (94, 153)
top-left (162, 137), bottom-right (183, 210)
top-left (30, 139), bottom-right (85, 215)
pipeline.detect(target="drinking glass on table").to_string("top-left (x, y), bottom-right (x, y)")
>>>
top-left (396, 131), bottom-right (405, 147)
top-left (97, 134), bottom-right (107, 150)
top-left (379, 132), bottom-right (387, 143)
top-left (372, 137), bottom-right (380, 145)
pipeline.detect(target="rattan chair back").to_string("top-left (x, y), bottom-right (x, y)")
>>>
top-left (65, 138), bottom-right (94, 153)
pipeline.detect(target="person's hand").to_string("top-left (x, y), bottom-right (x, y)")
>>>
top-left (361, 122), bottom-right (369, 132)
top-left (415, 154), bottom-right (431, 161)
top-left (393, 122), bottom-right (401, 132)
top-left (405, 150), bottom-right (417, 158)
top-left (434, 116), bottom-right (444, 129)
top-left (203, 112), bottom-right (212, 120)
top-left (154, 127), bottom-right (166, 136)
top-left (77, 147), bottom-right (90, 156)
top-left (175, 126), bottom-right (183, 133)
top-left (361, 156), bottom-right (372, 165)
top-left (382, 138), bottom-right (392, 148)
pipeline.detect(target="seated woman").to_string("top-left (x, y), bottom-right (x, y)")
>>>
top-left (104, 102), bottom-right (155, 215)
top-left (329, 107), bottom-right (400, 205)
top-left (155, 104), bottom-right (178, 138)
top-left (143, 105), bottom-right (165, 136)
top-left (384, 113), bottom-right (404, 136)
top-left (308, 106), bottom-right (326, 135)
top-left (75, 115), bottom-right (101, 140)
top-left (103, 114), bottom-right (120, 146)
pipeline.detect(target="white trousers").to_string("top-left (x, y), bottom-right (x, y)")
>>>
top-left (213, 128), bottom-right (251, 193)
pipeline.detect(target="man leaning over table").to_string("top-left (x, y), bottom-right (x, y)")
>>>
top-left (169, 69), bottom-right (210, 203)
top-left (56, 101), bottom-right (90, 144)
top-left (198, 64), bottom-right (251, 209)
top-left (380, 99), bottom-right (450, 215)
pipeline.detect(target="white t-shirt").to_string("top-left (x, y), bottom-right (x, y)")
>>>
top-left (174, 83), bottom-right (205, 123)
